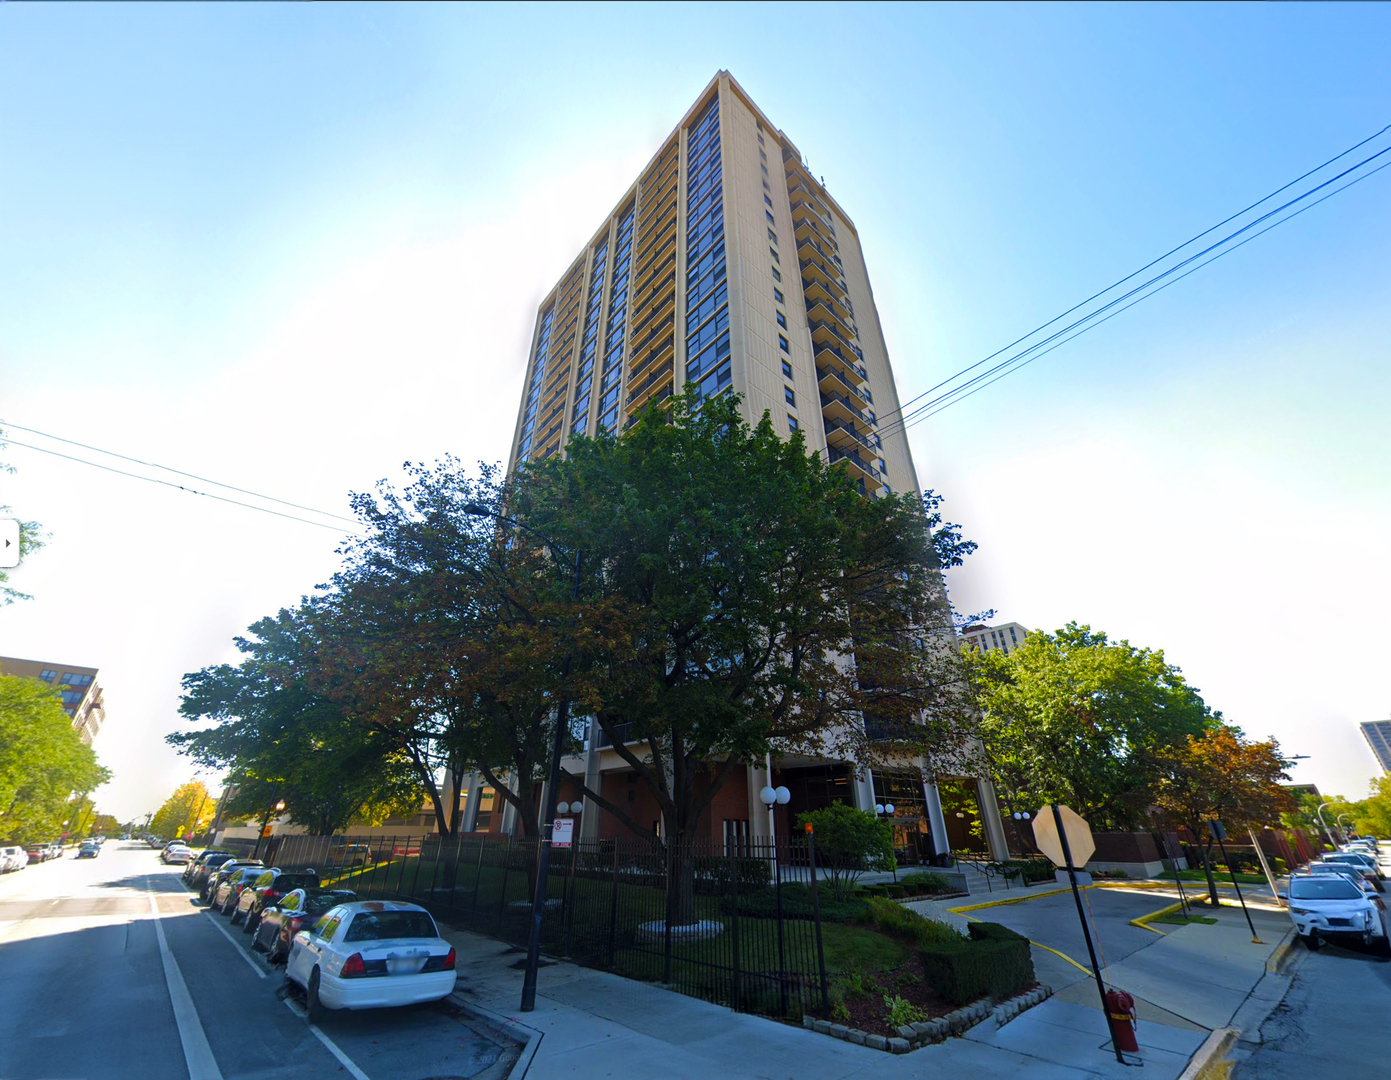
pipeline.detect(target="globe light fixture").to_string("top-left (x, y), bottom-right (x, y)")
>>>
top-left (556, 802), bottom-right (570, 815)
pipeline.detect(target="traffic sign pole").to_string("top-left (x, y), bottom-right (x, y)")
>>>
top-left (1051, 803), bottom-right (1126, 1066)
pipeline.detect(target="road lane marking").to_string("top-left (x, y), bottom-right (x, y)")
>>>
top-left (200, 910), bottom-right (267, 979)
top-left (146, 890), bottom-right (225, 1080)
top-left (282, 999), bottom-right (373, 1080)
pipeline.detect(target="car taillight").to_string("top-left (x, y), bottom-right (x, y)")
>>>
top-left (422, 947), bottom-right (457, 973)
top-left (264, 890), bottom-right (281, 901)
top-left (443, 946), bottom-right (456, 970)
top-left (341, 953), bottom-right (366, 978)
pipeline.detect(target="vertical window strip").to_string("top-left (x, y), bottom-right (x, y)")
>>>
top-left (517, 307), bottom-right (555, 461)
top-left (682, 95), bottom-right (731, 407)
top-left (596, 202), bottom-right (637, 432)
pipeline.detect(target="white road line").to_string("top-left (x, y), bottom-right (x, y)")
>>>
top-left (146, 890), bottom-right (225, 1080)
top-left (200, 910), bottom-right (268, 979)
top-left (282, 999), bottom-right (373, 1080)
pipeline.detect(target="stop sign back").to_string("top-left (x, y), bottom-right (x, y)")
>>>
top-left (1032, 804), bottom-right (1095, 868)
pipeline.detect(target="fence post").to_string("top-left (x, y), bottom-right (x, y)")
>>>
top-left (729, 841), bottom-right (741, 1012)
top-left (564, 840), bottom-right (579, 958)
top-left (607, 838), bottom-right (620, 969)
top-left (662, 839), bottom-right (674, 986)
top-left (807, 831), bottom-right (830, 1018)
top-left (774, 836), bottom-right (788, 1017)
top-left (497, 835), bottom-right (513, 930)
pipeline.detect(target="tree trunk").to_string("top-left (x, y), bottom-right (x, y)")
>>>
top-left (666, 836), bottom-right (698, 928)
top-left (1194, 825), bottom-right (1221, 906)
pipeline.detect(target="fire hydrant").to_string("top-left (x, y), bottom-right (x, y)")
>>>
top-left (1106, 988), bottom-right (1139, 1053)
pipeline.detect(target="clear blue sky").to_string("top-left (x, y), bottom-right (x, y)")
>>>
top-left (3, 3), bottom-right (1389, 819)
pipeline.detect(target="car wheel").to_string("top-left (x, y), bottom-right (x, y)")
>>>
top-left (1305, 932), bottom-right (1322, 951)
top-left (306, 969), bottom-right (328, 1025)
top-left (230, 906), bottom-right (244, 926)
top-left (243, 912), bottom-right (258, 935)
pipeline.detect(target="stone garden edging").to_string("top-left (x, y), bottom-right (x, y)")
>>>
top-left (801, 984), bottom-right (1053, 1053)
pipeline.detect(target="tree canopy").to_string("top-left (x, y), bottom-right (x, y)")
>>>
top-left (0, 430), bottom-right (46, 606)
top-left (971, 623), bottom-right (1219, 829)
top-left (0, 674), bottom-right (108, 843)
top-left (149, 780), bottom-right (217, 840)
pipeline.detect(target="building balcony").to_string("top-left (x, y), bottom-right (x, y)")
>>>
top-left (823, 416), bottom-right (876, 453)
top-left (626, 360), bottom-right (674, 411)
top-left (811, 334), bottom-right (868, 385)
top-left (793, 212), bottom-right (837, 251)
top-left (826, 444), bottom-right (883, 489)
top-left (817, 367), bottom-right (870, 410)
top-left (797, 253), bottom-right (847, 298)
top-left (819, 387), bottom-right (872, 429)
top-left (805, 298), bottom-right (857, 344)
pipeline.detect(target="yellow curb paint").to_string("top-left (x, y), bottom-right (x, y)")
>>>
top-left (953, 911), bottom-right (1094, 975)
top-left (947, 879), bottom-right (1171, 915)
top-left (1130, 900), bottom-right (1187, 935)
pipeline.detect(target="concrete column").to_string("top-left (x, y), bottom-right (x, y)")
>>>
top-left (975, 776), bottom-right (1011, 863)
top-left (921, 778), bottom-right (950, 859)
top-left (458, 771), bottom-right (481, 833)
top-left (580, 718), bottom-right (603, 840)
top-left (747, 762), bottom-right (772, 840)
top-left (499, 773), bottom-right (521, 837)
top-left (851, 768), bottom-right (876, 814)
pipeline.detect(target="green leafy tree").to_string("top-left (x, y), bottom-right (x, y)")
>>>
top-left (797, 804), bottom-right (895, 898)
top-left (172, 610), bottom-right (422, 836)
top-left (971, 624), bottom-right (1219, 828)
top-left (0, 429), bottom-right (47, 606)
top-left (515, 391), bottom-right (977, 923)
top-left (1153, 726), bottom-right (1296, 905)
top-left (0, 674), bottom-right (108, 842)
top-left (1350, 776), bottom-right (1391, 838)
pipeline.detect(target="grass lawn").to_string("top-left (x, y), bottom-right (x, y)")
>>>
top-left (820, 923), bottom-right (911, 972)
top-left (1152, 912), bottom-right (1218, 926)
top-left (1174, 868), bottom-right (1269, 886)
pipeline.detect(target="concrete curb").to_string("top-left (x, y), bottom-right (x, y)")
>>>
top-left (449, 992), bottom-right (543, 1080)
top-left (1178, 1026), bottom-right (1237, 1080)
top-left (1264, 928), bottom-right (1298, 974)
top-left (1129, 899), bottom-right (1187, 934)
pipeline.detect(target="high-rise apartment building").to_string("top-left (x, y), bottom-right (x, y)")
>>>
top-left (500, 72), bottom-right (1008, 863)
top-left (0, 655), bottom-right (106, 745)
top-left (507, 72), bottom-right (916, 502)
top-left (1361, 720), bottom-right (1391, 774)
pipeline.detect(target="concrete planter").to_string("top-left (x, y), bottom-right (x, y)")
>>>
top-left (802, 985), bottom-right (1051, 1054)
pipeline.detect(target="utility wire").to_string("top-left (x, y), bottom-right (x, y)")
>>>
top-left (0, 419), bottom-right (359, 525)
top-left (2, 438), bottom-right (362, 534)
top-left (901, 157), bottom-right (1391, 430)
top-left (880, 144), bottom-right (1391, 438)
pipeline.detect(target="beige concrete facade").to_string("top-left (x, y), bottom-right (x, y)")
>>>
top-left (0, 655), bottom-right (106, 745)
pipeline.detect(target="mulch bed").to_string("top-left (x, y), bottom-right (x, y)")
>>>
top-left (833, 953), bottom-right (959, 1037)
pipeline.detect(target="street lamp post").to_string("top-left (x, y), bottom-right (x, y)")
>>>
top-left (461, 503), bottom-right (582, 1014)
top-left (1316, 801), bottom-right (1342, 847)
top-left (876, 803), bottom-right (898, 882)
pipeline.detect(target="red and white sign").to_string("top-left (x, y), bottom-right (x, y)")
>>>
top-left (551, 818), bottom-right (574, 848)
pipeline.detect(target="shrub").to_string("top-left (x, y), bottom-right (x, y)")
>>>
top-left (919, 921), bottom-right (1035, 1005)
top-left (862, 894), bottom-right (964, 950)
top-left (885, 884), bottom-right (906, 898)
top-left (884, 994), bottom-right (928, 1027)
top-left (996, 858), bottom-right (1055, 885)
top-left (728, 881), bottom-right (869, 923)
top-left (899, 871), bottom-right (955, 895)
top-left (798, 804), bottom-right (894, 898)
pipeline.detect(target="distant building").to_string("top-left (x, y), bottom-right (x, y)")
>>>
top-left (960, 622), bottom-right (1030, 656)
top-left (1361, 720), bottom-right (1391, 773)
top-left (1284, 783), bottom-right (1322, 799)
top-left (0, 655), bottom-right (106, 745)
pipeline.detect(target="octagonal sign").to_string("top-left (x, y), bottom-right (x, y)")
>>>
top-left (1032, 804), bottom-right (1095, 869)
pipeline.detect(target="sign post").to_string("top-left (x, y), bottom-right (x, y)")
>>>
top-left (1035, 804), bottom-right (1126, 1065)
top-left (1210, 820), bottom-right (1262, 943)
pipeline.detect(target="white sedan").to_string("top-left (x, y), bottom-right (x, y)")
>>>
top-left (162, 844), bottom-right (194, 865)
top-left (1286, 873), bottom-right (1388, 951)
top-left (285, 900), bottom-right (457, 1022)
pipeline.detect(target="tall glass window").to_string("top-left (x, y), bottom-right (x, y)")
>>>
top-left (683, 96), bottom-right (730, 405)
top-left (596, 203), bottom-right (636, 432)
top-left (516, 307), bottom-right (555, 462)
top-left (571, 237), bottom-right (610, 436)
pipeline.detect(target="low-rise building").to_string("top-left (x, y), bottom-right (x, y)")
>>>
top-left (0, 655), bottom-right (106, 745)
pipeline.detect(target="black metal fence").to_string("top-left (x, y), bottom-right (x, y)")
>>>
top-left (271, 832), bottom-right (831, 1019)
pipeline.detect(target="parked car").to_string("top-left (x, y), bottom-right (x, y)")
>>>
top-left (1304, 862), bottom-right (1377, 894)
top-left (236, 869), bottom-right (322, 932)
top-left (77, 840), bottom-right (100, 859)
top-left (0, 846), bottom-right (28, 871)
top-left (24, 845), bottom-right (51, 864)
top-left (1321, 852), bottom-right (1383, 890)
top-left (1286, 872), bottom-right (1388, 950)
top-left (285, 900), bottom-right (457, 1022)
top-left (201, 859), bottom-right (263, 903)
top-left (162, 844), bottom-right (195, 865)
top-left (186, 850), bottom-right (236, 888)
top-left (252, 888), bottom-right (358, 963)
top-left (213, 866), bottom-right (275, 915)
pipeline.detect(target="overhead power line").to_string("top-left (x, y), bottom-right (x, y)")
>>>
top-left (875, 122), bottom-right (1391, 441)
top-left (1, 432), bottom-right (362, 534)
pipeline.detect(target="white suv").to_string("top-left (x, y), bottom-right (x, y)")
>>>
top-left (0, 846), bottom-right (29, 872)
top-left (1287, 873), bottom-right (1388, 951)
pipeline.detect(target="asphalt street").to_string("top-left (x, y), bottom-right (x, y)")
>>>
top-left (1236, 934), bottom-right (1391, 1078)
top-left (0, 842), bottom-right (515, 1080)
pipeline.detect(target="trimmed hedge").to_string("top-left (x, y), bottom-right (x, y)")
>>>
top-left (861, 895), bottom-right (963, 949)
top-left (727, 881), bottom-right (870, 923)
top-left (919, 920), bottom-right (1035, 1005)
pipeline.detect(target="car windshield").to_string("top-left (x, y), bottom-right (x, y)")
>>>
top-left (305, 891), bottom-right (354, 914)
top-left (275, 873), bottom-right (320, 890)
top-left (1290, 877), bottom-right (1362, 900)
top-left (342, 910), bottom-right (438, 942)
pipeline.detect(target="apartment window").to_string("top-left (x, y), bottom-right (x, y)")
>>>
top-left (759, 147), bottom-right (767, 160)
top-left (784, 385), bottom-right (796, 406)
top-left (788, 415), bottom-right (798, 433)
top-left (764, 194), bottom-right (773, 208)
top-left (767, 227), bottom-right (777, 243)
top-left (763, 179), bottom-right (771, 192)
top-left (769, 246), bottom-right (779, 263)
top-left (776, 310), bottom-right (787, 329)
top-left (782, 358), bottom-right (793, 379)
top-left (780, 339), bottom-right (791, 358)
top-left (771, 265), bottom-right (781, 281)
top-left (774, 287), bottom-right (784, 304)
top-left (38, 669), bottom-right (56, 682)
top-left (760, 163), bottom-right (768, 175)
top-left (60, 673), bottom-right (93, 687)
top-left (766, 209), bottom-right (775, 225)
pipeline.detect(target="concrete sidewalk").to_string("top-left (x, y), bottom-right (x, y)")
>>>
top-left (433, 906), bottom-right (1282, 1080)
